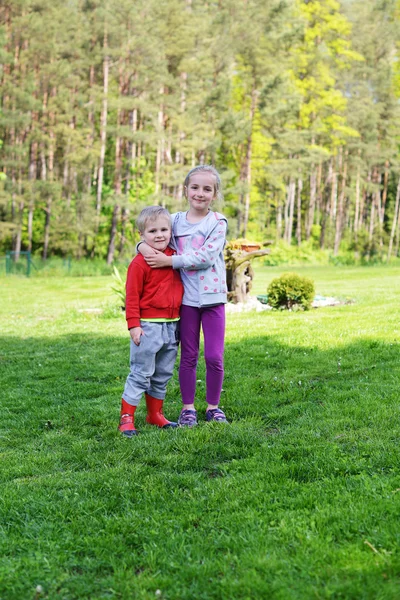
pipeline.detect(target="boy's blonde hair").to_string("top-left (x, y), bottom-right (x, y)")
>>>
top-left (136, 206), bottom-right (172, 234)
top-left (183, 165), bottom-right (223, 202)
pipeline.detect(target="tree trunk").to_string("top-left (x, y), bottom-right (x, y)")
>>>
top-left (354, 163), bottom-right (361, 240)
top-left (125, 104), bottom-right (137, 196)
top-left (387, 176), bottom-right (400, 260)
top-left (13, 144), bottom-right (23, 259)
top-left (333, 149), bottom-right (348, 256)
top-left (359, 170), bottom-right (371, 232)
top-left (225, 247), bottom-right (270, 303)
top-left (377, 165), bottom-right (388, 251)
top-left (368, 193), bottom-right (376, 249)
top-left (306, 166), bottom-right (317, 240)
top-left (330, 154), bottom-right (338, 236)
top-left (27, 140), bottom-right (38, 252)
top-left (395, 198), bottom-right (400, 258)
top-left (86, 60), bottom-right (95, 194)
top-left (276, 195), bottom-right (282, 242)
top-left (106, 204), bottom-right (120, 264)
top-left (320, 160), bottom-right (333, 249)
top-left (95, 26), bottom-right (109, 229)
top-left (42, 88), bottom-right (55, 260)
top-left (380, 160), bottom-right (389, 225)
top-left (42, 203), bottom-right (51, 260)
top-left (284, 178), bottom-right (295, 245)
top-left (155, 86), bottom-right (164, 199)
top-left (14, 199), bottom-right (24, 261)
top-left (242, 86), bottom-right (258, 238)
top-left (119, 207), bottom-right (129, 255)
top-left (296, 176), bottom-right (303, 245)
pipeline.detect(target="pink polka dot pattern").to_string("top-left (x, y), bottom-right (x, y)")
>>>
top-left (200, 276), bottom-right (204, 280)
top-left (214, 278), bottom-right (218, 282)
top-left (204, 286), bottom-right (208, 290)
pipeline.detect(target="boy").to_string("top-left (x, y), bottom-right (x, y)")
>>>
top-left (118, 206), bottom-right (184, 437)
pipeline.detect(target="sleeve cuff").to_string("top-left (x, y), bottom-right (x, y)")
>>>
top-left (172, 255), bottom-right (185, 269)
top-left (127, 318), bottom-right (140, 329)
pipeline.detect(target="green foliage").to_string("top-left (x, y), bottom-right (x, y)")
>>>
top-left (264, 241), bottom-right (328, 266)
top-left (1, 0), bottom-right (400, 265)
top-left (267, 271), bottom-right (315, 310)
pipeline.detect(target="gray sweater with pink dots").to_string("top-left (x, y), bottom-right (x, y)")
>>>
top-left (170, 211), bottom-right (228, 308)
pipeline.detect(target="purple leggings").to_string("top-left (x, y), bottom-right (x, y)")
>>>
top-left (179, 304), bottom-right (225, 406)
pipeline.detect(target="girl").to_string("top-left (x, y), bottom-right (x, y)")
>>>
top-left (139, 165), bottom-right (228, 426)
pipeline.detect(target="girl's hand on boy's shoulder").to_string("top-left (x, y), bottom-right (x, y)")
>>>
top-left (130, 327), bottom-right (144, 346)
top-left (144, 253), bottom-right (172, 268)
top-left (138, 242), bottom-right (160, 257)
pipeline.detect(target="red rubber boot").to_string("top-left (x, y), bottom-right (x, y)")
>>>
top-left (145, 394), bottom-right (177, 428)
top-left (118, 398), bottom-right (138, 437)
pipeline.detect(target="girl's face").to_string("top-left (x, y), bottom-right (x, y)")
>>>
top-left (186, 172), bottom-right (216, 215)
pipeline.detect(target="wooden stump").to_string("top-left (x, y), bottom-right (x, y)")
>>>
top-left (225, 244), bottom-right (271, 304)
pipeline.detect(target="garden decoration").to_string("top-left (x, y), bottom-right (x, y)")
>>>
top-left (225, 240), bottom-right (271, 303)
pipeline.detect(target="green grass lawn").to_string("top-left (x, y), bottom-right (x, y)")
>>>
top-left (1, 265), bottom-right (400, 599)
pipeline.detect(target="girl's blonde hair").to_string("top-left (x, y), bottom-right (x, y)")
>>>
top-left (184, 165), bottom-right (223, 202)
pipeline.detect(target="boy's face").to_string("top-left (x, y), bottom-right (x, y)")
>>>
top-left (141, 216), bottom-right (171, 251)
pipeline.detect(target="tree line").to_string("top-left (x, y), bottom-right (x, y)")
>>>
top-left (1, 0), bottom-right (400, 263)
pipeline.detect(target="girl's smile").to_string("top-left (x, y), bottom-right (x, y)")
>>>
top-left (186, 172), bottom-right (216, 216)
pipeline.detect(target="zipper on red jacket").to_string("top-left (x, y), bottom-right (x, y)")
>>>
top-left (171, 270), bottom-right (175, 319)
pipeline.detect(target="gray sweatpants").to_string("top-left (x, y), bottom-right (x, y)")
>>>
top-left (122, 321), bottom-right (179, 407)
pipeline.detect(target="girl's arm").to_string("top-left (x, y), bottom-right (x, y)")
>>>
top-left (171, 219), bottom-right (227, 271)
top-left (136, 242), bottom-right (160, 257)
top-left (138, 242), bottom-right (174, 268)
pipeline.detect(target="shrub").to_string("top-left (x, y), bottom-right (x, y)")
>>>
top-left (267, 272), bottom-right (315, 310)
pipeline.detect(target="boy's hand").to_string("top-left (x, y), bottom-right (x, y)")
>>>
top-left (144, 253), bottom-right (173, 268)
top-left (130, 327), bottom-right (144, 346)
top-left (138, 242), bottom-right (161, 257)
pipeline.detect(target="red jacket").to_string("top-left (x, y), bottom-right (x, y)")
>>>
top-left (125, 247), bottom-right (184, 329)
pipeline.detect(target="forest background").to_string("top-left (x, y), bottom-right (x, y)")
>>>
top-left (1, 0), bottom-right (400, 266)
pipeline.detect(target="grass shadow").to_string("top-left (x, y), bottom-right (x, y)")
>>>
top-left (1, 330), bottom-right (400, 599)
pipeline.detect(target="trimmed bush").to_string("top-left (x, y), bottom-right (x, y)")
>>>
top-left (267, 272), bottom-right (315, 310)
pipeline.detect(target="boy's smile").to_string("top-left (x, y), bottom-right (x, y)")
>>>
top-left (141, 216), bottom-right (171, 251)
